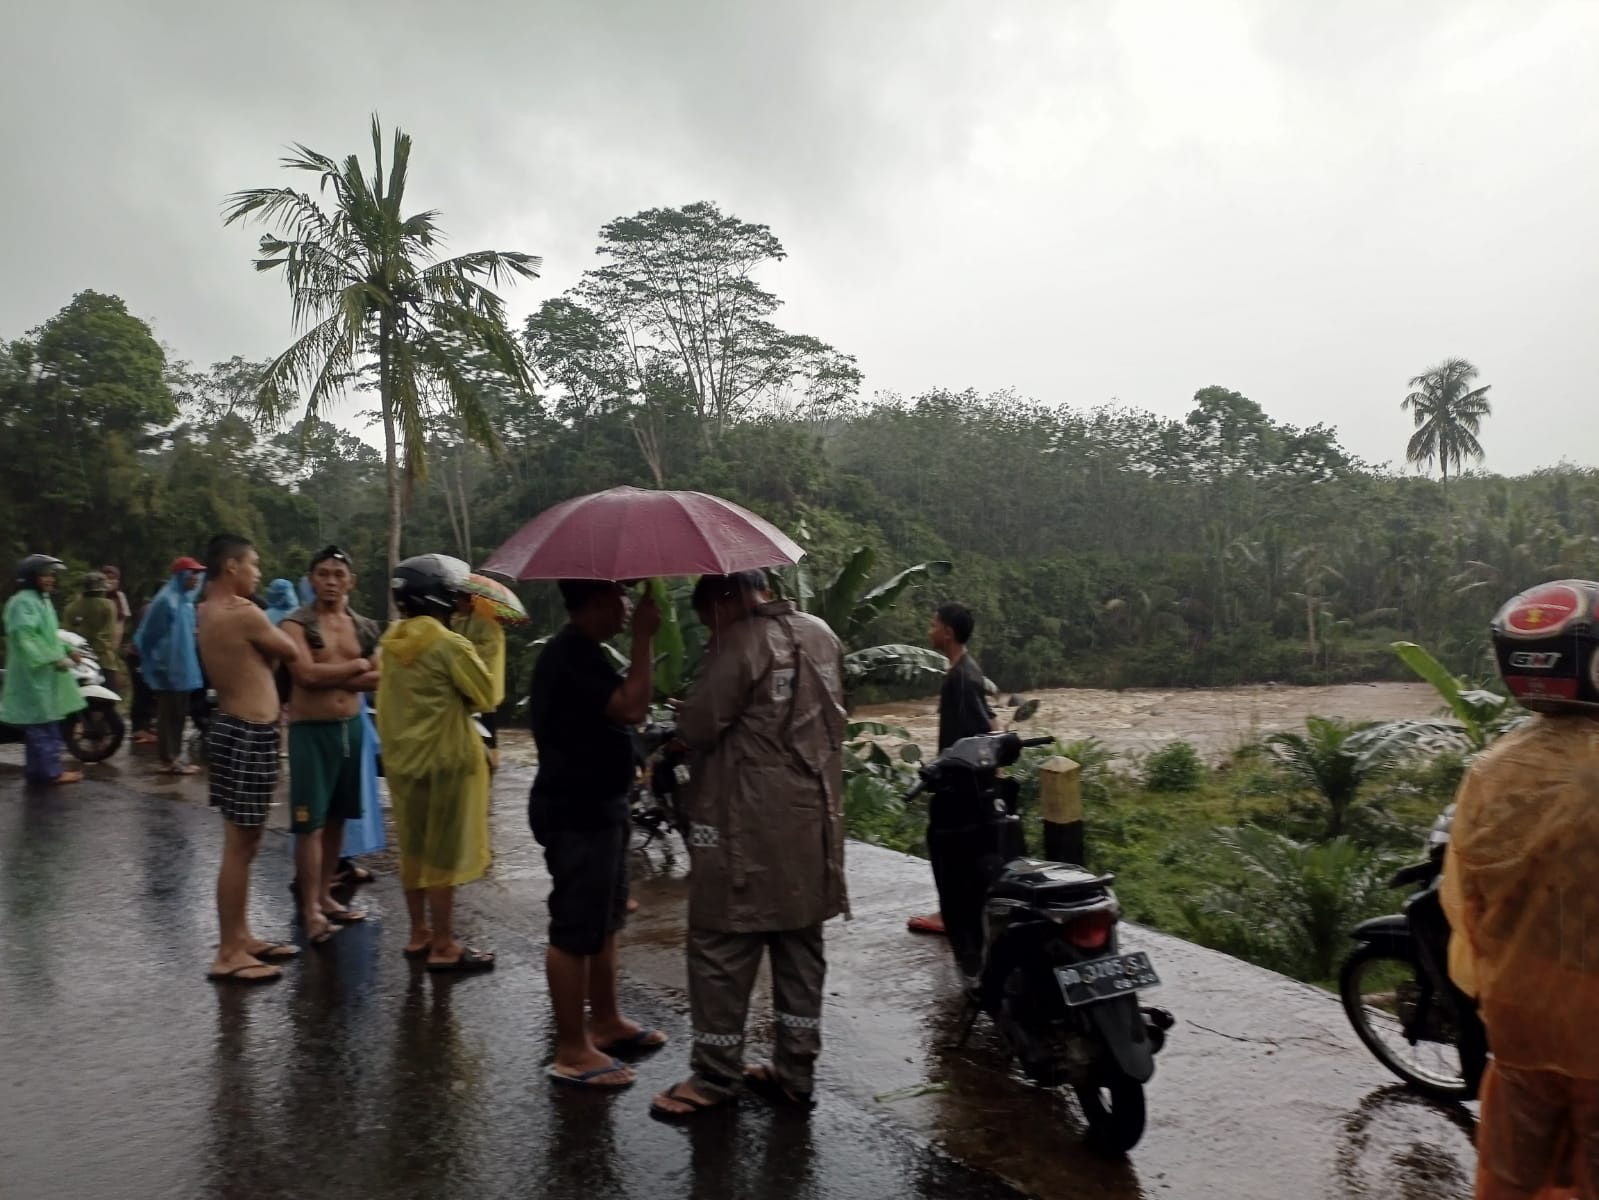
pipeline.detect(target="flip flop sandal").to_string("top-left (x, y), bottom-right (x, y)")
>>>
top-left (597, 1028), bottom-right (669, 1056)
top-left (325, 908), bottom-right (367, 924)
top-left (427, 947), bottom-right (496, 973)
top-left (334, 859), bottom-right (375, 885)
top-left (743, 1065), bottom-right (816, 1111)
top-left (649, 1081), bottom-right (736, 1121)
top-left (250, 943), bottom-right (301, 962)
top-left (207, 963), bottom-right (283, 985)
top-left (906, 914), bottom-right (946, 935)
top-left (549, 1058), bottom-right (635, 1091)
top-left (309, 926), bottom-right (340, 946)
top-left (402, 944), bottom-right (431, 960)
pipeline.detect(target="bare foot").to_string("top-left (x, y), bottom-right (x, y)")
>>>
top-left (626, 898), bottom-right (640, 914)
top-left (305, 915), bottom-right (340, 946)
top-left (52, 772), bottom-right (83, 786)
top-left (246, 940), bottom-right (300, 962)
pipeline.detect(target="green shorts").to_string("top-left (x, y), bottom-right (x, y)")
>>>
top-left (289, 716), bottom-right (365, 833)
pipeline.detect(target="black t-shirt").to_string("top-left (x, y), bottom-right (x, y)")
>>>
top-left (938, 653), bottom-right (994, 752)
top-left (528, 625), bottom-right (632, 827)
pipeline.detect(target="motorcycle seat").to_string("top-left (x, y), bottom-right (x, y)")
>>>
top-left (989, 858), bottom-right (1113, 903)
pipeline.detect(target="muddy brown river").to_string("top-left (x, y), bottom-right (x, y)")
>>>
top-left (496, 682), bottom-right (1447, 768)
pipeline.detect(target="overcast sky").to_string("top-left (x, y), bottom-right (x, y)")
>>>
top-left (3, 0), bottom-right (1595, 475)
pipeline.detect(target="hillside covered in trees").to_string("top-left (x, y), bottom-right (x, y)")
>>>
top-left (3, 198), bottom-right (1587, 697)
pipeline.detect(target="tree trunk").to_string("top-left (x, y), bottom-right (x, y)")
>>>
top-left (380, 316), bottom-right (402, 619)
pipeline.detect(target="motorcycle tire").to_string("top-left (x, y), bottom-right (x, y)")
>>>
top-left (1339, 942), bottom-right (1478, 1102)
top-left (1074, 1069), bottom-right (1146, 1157)
top-left (65, 704), bottom-right (124, 764)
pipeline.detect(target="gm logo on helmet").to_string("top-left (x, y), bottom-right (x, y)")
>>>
top-left (1508, 651), bottom-right (1562, 669)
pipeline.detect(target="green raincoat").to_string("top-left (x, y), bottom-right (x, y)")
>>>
top-left (375, 616), bottom-right (495, 890)
top-left (1, 590), bottom-right (86, 727)
top-left (64, 594), bottom-right (122, 676)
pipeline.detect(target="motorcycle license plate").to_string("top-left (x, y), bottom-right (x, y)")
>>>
top-left (1055, 952), bottom-right (1161, 1007)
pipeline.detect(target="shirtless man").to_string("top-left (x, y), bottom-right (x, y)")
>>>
top-left (197, 534), bottom-right (302, 984)
top-left (281, 546), bottom-right (381, 944)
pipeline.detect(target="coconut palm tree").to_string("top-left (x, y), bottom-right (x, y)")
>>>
top-left (223, 115), bottom-right (541, 590)
top-left (1402, 358), bottom-right (1493, 491)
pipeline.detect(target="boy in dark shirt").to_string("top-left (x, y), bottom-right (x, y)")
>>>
top-left (908, 602), bottom-right (995, 944)
top-left (527, 580), bottom-right (666, 1089)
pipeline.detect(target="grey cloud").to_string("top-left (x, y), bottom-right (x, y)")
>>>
top-left (2, 0), bottom-right (1594, 472)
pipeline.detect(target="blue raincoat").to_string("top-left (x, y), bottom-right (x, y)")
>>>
top-left (297, 577), bottom-right (314, 607)
top-left (133, 572), bottom-right (202, 692)
top-left (264, 579), bottom-right (299, 627)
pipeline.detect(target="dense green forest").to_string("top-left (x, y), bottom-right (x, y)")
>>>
top-left (2, 200), bottom-right (1588, 703)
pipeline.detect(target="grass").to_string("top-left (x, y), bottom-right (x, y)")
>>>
top-left (843, 733), bottom-right (1459, 987)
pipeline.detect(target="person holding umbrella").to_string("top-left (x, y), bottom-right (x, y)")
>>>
top-left (528, 580), bottom-right (664, 1089)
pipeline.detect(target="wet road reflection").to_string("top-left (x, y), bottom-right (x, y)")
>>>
top-left (0, 780), bottom-right (1024, 1200)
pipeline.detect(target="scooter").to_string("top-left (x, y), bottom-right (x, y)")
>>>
top-left (910, 731), bottom-right (1173, 1156)
top-left (0, 631), bottom-right (126, 763)
top-left (1339, 806), bottom-right (1488, 1102)
top-left (628, 719), bottom-right (687, 850)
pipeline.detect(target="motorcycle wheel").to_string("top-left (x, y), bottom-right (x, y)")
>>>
top-left (1074, 1069), bottom-right (1146, 1157)
top-left (1339, 942), bottom-right (1478, 1102)
top-left (65, 704), bottom-right (124, 763)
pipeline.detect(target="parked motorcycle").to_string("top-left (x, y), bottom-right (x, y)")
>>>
top-left (0, 631), bottom-right (126, 762)
top-left (628, 719), bottom-right (687, 850)
top-left (911, 731), bottom-right (1174, 1155)
top-left (1339, 806), bottom-right (1488, 1102)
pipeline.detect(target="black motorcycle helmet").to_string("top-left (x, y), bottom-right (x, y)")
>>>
top-left (1489, 579), bottom-right (1599, 714)
top-left (391, 553), bottom-right (470, 618)
top-left (15, 553), bottom-right (65, 590)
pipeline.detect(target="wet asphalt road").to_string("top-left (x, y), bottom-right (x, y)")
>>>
top-left (0, 778), bottom-right (1025, 1200)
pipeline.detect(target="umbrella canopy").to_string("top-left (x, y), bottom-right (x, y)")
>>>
top-left (481, 486), bottom-right (805, 581)
top-left (460, 574), bottom-right (529, 626)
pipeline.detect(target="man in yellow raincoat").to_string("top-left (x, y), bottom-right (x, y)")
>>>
top-left (64, 572), bottom-right (122, 694)
top-left (376, 554), bottom-right (497, 973)
top-left (2, 554), bottom-right (85, 785)
top-left (1443, 579), bottom-right (1599, 1199)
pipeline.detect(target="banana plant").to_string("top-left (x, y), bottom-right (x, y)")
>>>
top-left (1349, 640), bottom-right (1521, 764)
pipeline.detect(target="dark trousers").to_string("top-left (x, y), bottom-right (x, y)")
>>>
top-left (23, 723), bottom-right (65, 782)
top-left (688, 926), bottom-right (826, 1101)
top-left (928, 826), bottom-right (1001, 978)
top-left (154, 691), bottom-right (188, 763)
top-left (130, 666), bottom-right (154, 732)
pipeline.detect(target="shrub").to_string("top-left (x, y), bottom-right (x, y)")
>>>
top-left (1143, 741), bottom-right (1203, 792)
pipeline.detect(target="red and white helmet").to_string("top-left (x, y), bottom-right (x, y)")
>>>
top-left (1490, 580), bottom-right (1599, 714)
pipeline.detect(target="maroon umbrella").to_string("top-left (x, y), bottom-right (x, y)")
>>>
top-left (481, 486), bottom-right (805, 581)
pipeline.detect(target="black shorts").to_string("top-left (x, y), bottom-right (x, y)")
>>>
top-left (529, 796), bottom-right (629, 956)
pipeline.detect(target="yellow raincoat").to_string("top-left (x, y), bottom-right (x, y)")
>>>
top-left (375, 616), bottom-right (495, 890)
top-left (453, 607), bottom-right (506, 710)
top-left (1442, 714), bottom-right (1599, 1198)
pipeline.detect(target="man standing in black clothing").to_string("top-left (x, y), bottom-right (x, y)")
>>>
top-left (528, 580), bottom-right (667, 1090)
top-left (907, 603), bottom-right (996, 966)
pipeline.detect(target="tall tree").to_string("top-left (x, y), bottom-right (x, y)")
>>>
top-left (1402, 358), bottom-right (1492, 490)
top-left (525, 201), bottom-right (860, 484)
top-left (222, 115), bottom-right (541, 589)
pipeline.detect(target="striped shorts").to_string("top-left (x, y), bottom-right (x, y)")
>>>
top-left (208, 713), bottom-right (281, 828)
